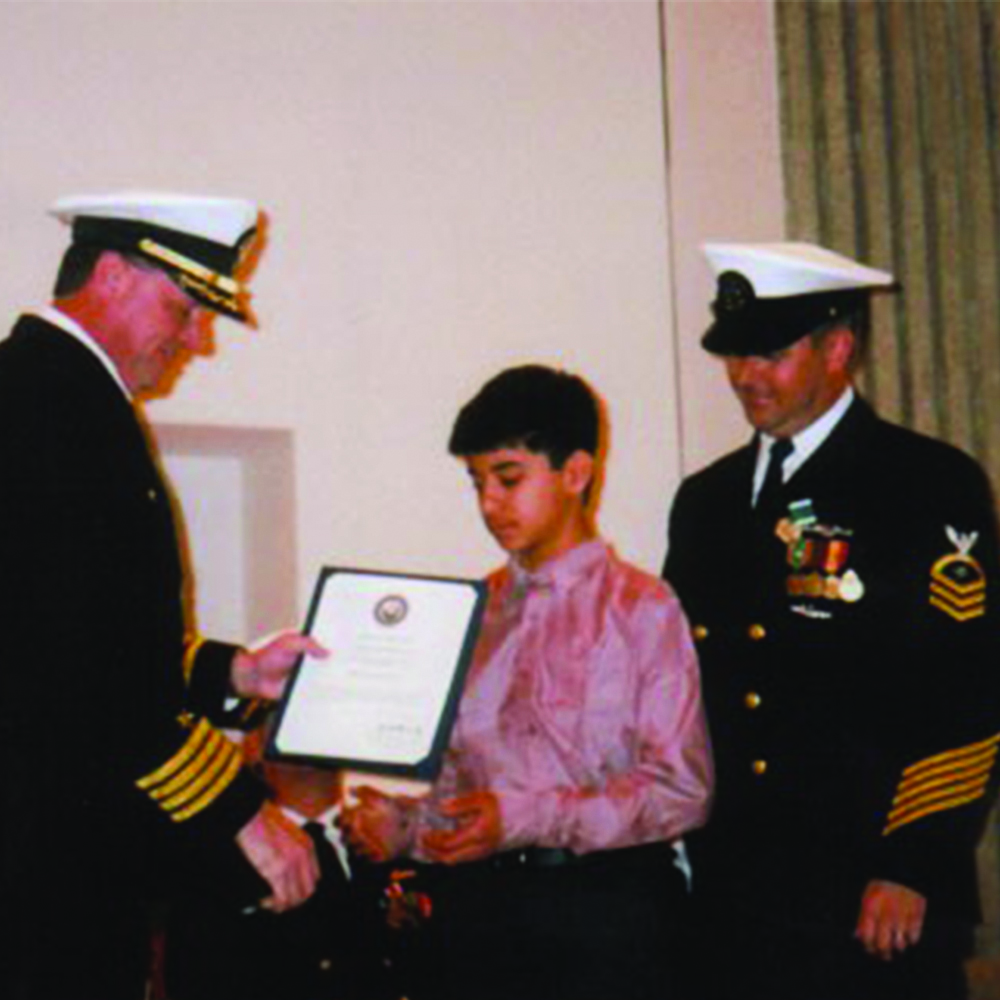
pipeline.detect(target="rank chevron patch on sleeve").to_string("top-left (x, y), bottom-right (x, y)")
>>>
top-left (929, 527), bottom-right (986, 622)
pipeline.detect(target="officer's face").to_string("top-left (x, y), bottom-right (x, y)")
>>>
top-left (111, 263), bottom-right (212, 396)
top-left (724, 328), bottom-right (854, 438)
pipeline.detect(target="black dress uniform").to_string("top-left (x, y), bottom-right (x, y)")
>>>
top-left (0, 314), bottom-right (270, 1000)
top-left (665, 394), bottom-right (1000, 999)
top-left (165, 818), bottom-right (394, 1000)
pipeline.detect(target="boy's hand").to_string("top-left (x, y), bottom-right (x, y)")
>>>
top-left (338, 785), bottom-right (413, 862)
top-left (420, 791), bottom-right (502, 864)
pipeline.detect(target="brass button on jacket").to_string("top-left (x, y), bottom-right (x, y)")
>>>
top-left (748, 624), bottom-right (767, 640)
top-left (752, 760), bottom-right (768, 775)
top-left (745, 692), bottom-right (762, 709)
top-left (692, 625), bottom-right (709, 642)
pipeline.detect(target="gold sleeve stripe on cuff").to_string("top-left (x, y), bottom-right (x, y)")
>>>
top-left (883, 788), bottom-right (987, 836)
top-left (160, 738), bottom-right (242, 813)
top-left (892, 763), bottom-right (994, 811)
top-left (146, 729), bottom-right (227, 802)
top-left (182, 636), bottom-right (206, 685)
top-left (895, 752), bottom-right (996, 800)
top-left (169, 746), bottom-right (245, 823)
top-left (897, 744), bottom-right (997, 791)
top-left (901, 733), bottom-right (1000, 778)
top-left (136, 718), bottom-right (214, 790)
top-left (888, 773), bottom-right (990, 823)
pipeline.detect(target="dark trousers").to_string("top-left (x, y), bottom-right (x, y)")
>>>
top-left (391, 841), bottom-right (690, 1000)
top-left (164, 827), bottom-right (393, 1000)
top-left (686, 896), bottom-right (972, 1000)
top-left (3, 790), bottom-right (153, 1000)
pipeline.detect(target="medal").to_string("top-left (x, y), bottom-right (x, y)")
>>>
top-left (839, 570), bottom-right (865, 603)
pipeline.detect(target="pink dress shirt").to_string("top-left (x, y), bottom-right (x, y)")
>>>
top-left (409, 539), bottom-right (712, 857)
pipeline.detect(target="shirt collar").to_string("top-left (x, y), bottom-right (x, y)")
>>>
top-left (508, 538), bottom-right (608, 596)
top-left (757, 386), bottom-right (854, 483)
top-left (35, 305), bottom-right (133, 402)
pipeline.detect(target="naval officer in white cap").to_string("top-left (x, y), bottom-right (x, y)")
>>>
top-left (663, 243), bottom-right (1000, 999)
top-left (0, 192), bottom-right (326, 1000)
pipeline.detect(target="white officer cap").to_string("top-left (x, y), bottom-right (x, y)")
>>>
top-left (51, 191), bottom-right (260, 322)
top-left (700, 241), bottom-right (897, 356)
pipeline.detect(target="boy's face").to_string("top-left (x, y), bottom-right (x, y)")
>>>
top-left (463, 446), bottom-right (592, 570)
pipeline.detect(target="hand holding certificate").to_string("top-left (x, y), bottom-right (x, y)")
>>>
top-left (267, 567), bottom-right (486, 780)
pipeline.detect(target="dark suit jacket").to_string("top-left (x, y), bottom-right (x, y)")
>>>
top-left (664, 396), bottom-right (1000, 930)
top-left (0, 315), bottom-right (268, 997)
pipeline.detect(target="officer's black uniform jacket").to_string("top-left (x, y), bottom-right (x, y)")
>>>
top-left (664, 395), bottom-right (1000, 930)
top-left (0, 316), bottom-right (268, 987)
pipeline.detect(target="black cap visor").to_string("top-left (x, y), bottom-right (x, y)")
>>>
top-left (702, 290), bottom-right (866, 357)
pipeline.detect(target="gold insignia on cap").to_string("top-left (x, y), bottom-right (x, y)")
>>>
top-left (138, 237), bottom-right (246, 316)
top-left (929, 527), bottom-right (986, 622)
top-left (883, 732), bottom-right (1000, 835)
top-left (135, 716), bottom-right (244, 822)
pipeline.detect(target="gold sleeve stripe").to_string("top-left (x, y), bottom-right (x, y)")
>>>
top-left (884, 789), bottom-right (987, 836)
top-left (136, 718), bottom-right (214, 790)
top-left (901, 733), bottom-right (1000, 778)
top-left (159, 738), bottom-right (242, 813)
top-left (892, 759), bottom-right (995, 808)
top-left (170, 746), bottom-right (245, 823)
top-left (182, 636), bottom-right (206, 685)
top-left (145, 728), bottom-right (227, 802)
top-left (895, 748), bottom-right (997, 796)
top-left (888, 773), bottom-right (990, 823)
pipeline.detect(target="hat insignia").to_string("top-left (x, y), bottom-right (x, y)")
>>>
top-left (715, 271), bottom-right (756, 316)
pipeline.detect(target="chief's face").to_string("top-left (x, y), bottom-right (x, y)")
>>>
top-left (111, 264), bottom-right (211, 396)
top-left (724, 328), bottom-right (853, 438)
top-left (463, 447), bottom-right (592, 570)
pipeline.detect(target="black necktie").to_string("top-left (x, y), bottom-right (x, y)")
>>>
top-left (755, 438), bottom-right (794, 523)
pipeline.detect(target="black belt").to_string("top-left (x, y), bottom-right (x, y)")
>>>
top-left (486, 840), bottom-right (676, 872)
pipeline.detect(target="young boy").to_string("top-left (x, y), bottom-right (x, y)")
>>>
top-left (341, 364), bottom-right (711, 1000)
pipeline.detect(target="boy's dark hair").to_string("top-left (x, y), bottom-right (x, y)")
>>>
top-left (448, 364), bottom-right (599, 467)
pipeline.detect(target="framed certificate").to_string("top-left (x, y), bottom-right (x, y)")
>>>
top-left (266, 567), bottom-right (486, 780)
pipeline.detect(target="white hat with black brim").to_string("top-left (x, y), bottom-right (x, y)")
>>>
top-left (700, 241), bottom-right (897, 356)
top-left (50, 191), bottom-right (260, 322)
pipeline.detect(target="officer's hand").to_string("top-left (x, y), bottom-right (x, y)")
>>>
top-left (236, 801), bottom-right (320, 912)
top-left (855, 879), bottom-right (927, 960)
top-left (231, 632), bottom-right (328, 701)
top-left (420, 791), bottom-right (503, 864)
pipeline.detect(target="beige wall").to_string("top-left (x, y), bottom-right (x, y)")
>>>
top-left (662, 0), bottom-right (786, 473)
top-left (0, 0), bottom-right (782, 637)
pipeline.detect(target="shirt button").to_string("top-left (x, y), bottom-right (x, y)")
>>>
top-left (745, 692), bottom-right (762, 709)
top-left (748, 624), bottom-right (767, 640)
top-left (692, 625), bottom-right (709, 642)
top-left (752, 760), bottom-right (768, 775)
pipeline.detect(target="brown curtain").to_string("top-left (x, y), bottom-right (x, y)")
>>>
top-left (778, 0), bottom-right (1000, 473)
top-left (777, 0), bottom-right (1000, 965)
